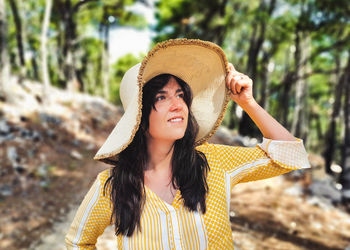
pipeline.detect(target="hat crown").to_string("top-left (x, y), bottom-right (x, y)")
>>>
top-left (120, 63), bottom-right (141, 111)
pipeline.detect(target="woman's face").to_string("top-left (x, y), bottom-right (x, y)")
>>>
top-left (148, 77), bottom-right (189, 142)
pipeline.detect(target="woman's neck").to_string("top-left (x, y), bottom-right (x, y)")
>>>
top-left (145, 138), bottom-right (178, 204)
top-left (146, 137), bottom-right (174, 172)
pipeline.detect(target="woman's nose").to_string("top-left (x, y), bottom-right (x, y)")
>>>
top-left (169, 96), bottom-right (183, 111)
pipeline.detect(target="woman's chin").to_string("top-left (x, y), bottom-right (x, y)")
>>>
top-left (166, 132), bottom-right (186, 142)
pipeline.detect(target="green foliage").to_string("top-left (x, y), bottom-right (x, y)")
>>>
top-left (118, 11), bottom-right (147, 29)
top-left (109, 53), bottom-right (144, 104)
top-left (76, 0), bottom-right (147, 33)
top-left (78, 37), bottom-right (104, 93)
top-left (4, 0), bottom-right (349, 166)
top-left (154, 0), bottom-right (233, 45)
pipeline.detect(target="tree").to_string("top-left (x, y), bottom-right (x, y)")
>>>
top-left (290, 8), bottom-right (311, 141)
top-left (308, 0), bottom-right (350, 175)
top-left (239, 0), bottom-right (277, 137)
top-left (0, 0), bottom-right (10, 99)
top-left (50, 0), bottom-right (146, 96)
top-left (41, 0), bottom-right (53, 104)
top-left (54, 0), bottom-right (99, 91)
top-left (24, 0), bottom-right (43, 81)
top-left (8, 0), bottom-right (26, 79)
top-left (340, 53), bottom-right (350, 200)
top-left (99, 5), bottom-right (111, 100)
top-left (154, 0), bottom-right (233, 46)
top-left (322, 52), bottom-right (347, 174)
top-left (3, 0), bottom-right (348, 178)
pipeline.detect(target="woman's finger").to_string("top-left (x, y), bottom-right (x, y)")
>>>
top-left (230, 78), bottom-right (237, 95)
top-left (231, 75), bottom-right (242, 93)
top-left (228, 63), bottom-right (236, 72)
top-left (228, 74), bottom-right (242, 94)
top-left (239, 77), bottom-right (253, 91)
top-left (226, 63), bottom-right (240, 85)
top-left (237, 75), bottom-right (253, 93)
top-left (226, 70), bottom-right (234, 87)
top-left (236, 80), bottom-right (242, 93)
top-left (227, 66), bottom-right (253, 95)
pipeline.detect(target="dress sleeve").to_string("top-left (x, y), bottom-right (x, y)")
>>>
top-left (199, 138), bottom-right (310, 184)
top-left (65, 170), bottom-right (113, 249)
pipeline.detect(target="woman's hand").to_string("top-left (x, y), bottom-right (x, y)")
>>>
top-left (225, 63), bottom-right (255, 107)
top-left (225, 63), bottom-right (296, 141)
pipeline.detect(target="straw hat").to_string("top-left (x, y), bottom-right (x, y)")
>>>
top-left (94, 38), bottom-right (230, 163)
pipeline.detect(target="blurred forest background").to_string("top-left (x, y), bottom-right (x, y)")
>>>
top-left (1, 0), bottom-right (350, 249)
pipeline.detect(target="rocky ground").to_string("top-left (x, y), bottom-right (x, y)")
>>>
top-left (1, 78), bottom-right (350, 250)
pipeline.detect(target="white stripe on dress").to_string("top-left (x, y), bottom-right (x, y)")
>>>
top-left (164, 203), bottom-right (182, 250)
top-left (123, 235), bottom-right (130, 250)
top-left (225, 158), bottom-right (270, 216)
top-left (72, 180), bottom-right (101, 249)
top-left (158, 206), bottom-right (171, 250)
top-left (193, 211), bottom-right (208, 250)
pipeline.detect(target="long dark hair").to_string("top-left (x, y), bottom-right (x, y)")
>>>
top-left (105, 74), bottom-right (210, 236)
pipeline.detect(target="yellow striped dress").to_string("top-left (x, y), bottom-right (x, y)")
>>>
top-left (65, 138), bottom-right (310, 249)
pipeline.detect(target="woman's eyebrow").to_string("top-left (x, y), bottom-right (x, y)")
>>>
top-left (156, 88), bottom-right (183, 94)
top-left (156, 90), bottom-right (166, 94)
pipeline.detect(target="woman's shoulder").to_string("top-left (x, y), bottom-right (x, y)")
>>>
top-left (93, 168), bottom-right (113, 196)
top-left (195, 142), bottom-right (238, 155)
top-left (96, 168), bottom-right (112, 185)
top-left (195, 142), bottom-right (216, 153)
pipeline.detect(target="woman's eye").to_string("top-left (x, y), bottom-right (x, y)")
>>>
top-left (177, 93), bottom-right (184, 99)
top-left (155, 96), bottom-right (165, 102)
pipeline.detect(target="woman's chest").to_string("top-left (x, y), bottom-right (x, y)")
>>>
top-left (117, 176), bottom-right (233, 250)
top-left (119, 192), bottom-right (208, 250)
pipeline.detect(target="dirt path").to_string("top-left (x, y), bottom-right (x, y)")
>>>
top-left (29, 205), bottom-right (117, 250)
top-left (29, 175), bottom-right (350, 250)
top-left (26, 157), bottom-right (117, 250)
top-left (2, 79), bottom-right (349, 249)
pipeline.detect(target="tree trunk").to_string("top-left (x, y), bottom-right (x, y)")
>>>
top-left (323, 52), bottom-right (347, 174)
top-left (340, 52), bottom-right (350, 201)
top-left (246, 0), bottom-right (276, 95)
top-left (29, 42), bottom-right (39, 80)
top-left (102, 23), bottom-right (110, 100)
top-left (246, 21), bottom-right (259, 89)
top-left (259, 52), bottom-right (269, 110)
top-left (0, 0), bottom-right (10, 99)
top-left (62, 0), bottom-right (78, 91)
top-left (41, 0), bottom-right (53, 104)
top-left (211, 0), bottom-right (228, 46)
top-left (278, 71), bottom-right (294, 128)
top-left (259, 46), bottom-right (277, 110)
top-left (276, 46), bottom-right (294, 128)
top-left (189, 0), bottom-right (228, 47)
top-left (8, 0), bottom-right (26, 79)
top-left (80, 54), bottom-right (89, 93)
top-left (61, 0), bottom-right (97, 91)
top-left (239, 0), bottom-right (276, 137)
top-left (291, 31), bottom-right (310, 141)
top-left (56, 14), bottom-right (65, 86)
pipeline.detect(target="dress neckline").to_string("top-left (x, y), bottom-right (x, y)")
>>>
top-left (144, 185), bottom-right (181, 208)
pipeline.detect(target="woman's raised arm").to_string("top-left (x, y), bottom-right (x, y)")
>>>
top-left (226, 63), bottom-right (296, 141)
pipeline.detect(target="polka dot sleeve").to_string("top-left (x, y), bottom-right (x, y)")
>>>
top-left (197, 137), bottom-right (310, 184)
top-left (65, 170), bottom-right (112, 249)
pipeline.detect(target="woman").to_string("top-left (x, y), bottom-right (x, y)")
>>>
top-left (66, 39), bottom-right (310, 249)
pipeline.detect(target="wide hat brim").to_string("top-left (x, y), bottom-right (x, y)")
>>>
top-left (94, 38), bottom-right (230, 164)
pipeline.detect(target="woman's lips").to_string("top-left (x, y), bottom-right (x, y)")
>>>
top-left (168, 117), bottom-right (184, 123)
